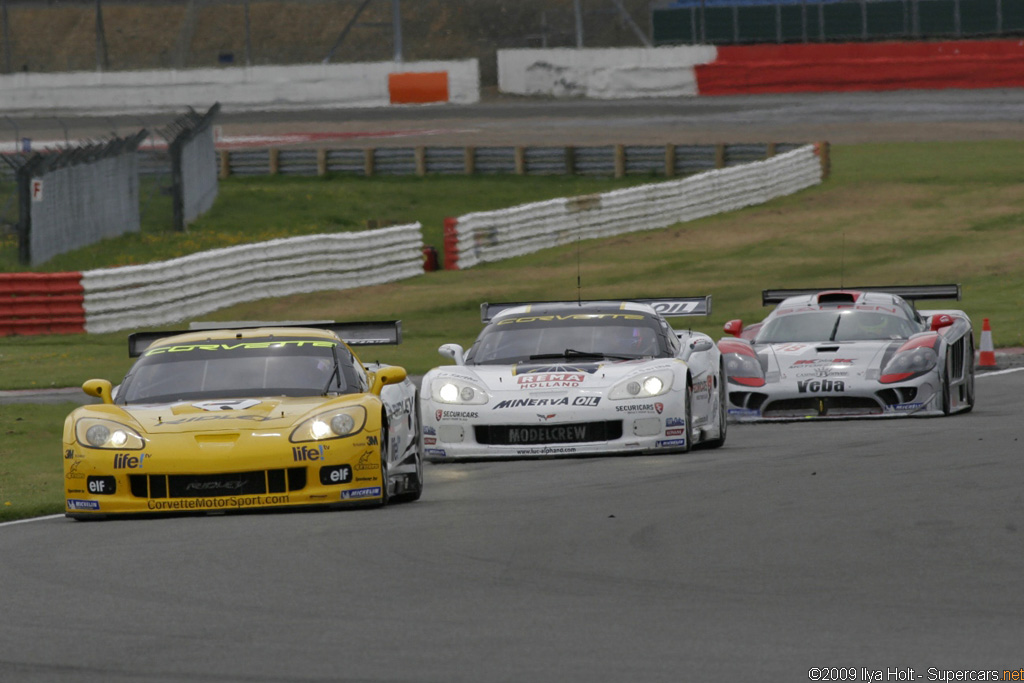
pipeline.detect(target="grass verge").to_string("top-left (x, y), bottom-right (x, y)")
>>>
top-left (2, 140), bottom-right (1023, 521)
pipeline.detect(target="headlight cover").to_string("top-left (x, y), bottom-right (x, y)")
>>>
top-left (880, 340), bottom-right (940, 384)
top-left (290, 405), bottom-right (367, 443)
top-left (430, 377), bottom-right (488, 405)
top-left (75, 417), bottom-right (145, 450)
top-left (609, 370), bottom-right (674, 399)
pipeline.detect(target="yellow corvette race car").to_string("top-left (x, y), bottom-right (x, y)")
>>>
top-left (62, 321), bottom-right (422, 519)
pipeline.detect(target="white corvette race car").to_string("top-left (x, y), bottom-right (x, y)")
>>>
top-left (719, 284), bottom-right (975, 421)
top-left (420, 297), bottom-right (727, 460)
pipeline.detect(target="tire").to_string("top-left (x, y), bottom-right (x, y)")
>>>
top-left (963, 337), bottom-right (976, 413)
top-left (392, 418), bottom-right (423, 504)
top-left (681, 377), bottom-right (693, 454)
top-left (941, 354), bottom-right (952, 416)
top-left (703, 365), bottom-right (728, 449)
top-left (378, 423), bottom-right (391, 507)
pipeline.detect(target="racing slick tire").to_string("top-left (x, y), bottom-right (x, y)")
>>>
top-left (963, 337), bottom-right (976, 413)
top-left (681, 377), bottom-right (694, 454)
top-left (702, 365), bottom-right (728, 449)
top-left (378, 422), bottom-right (391, 507)
top-left (392, 418), bottom-right (423, 504)
top-left (941, 354), bottom-right (953, 416)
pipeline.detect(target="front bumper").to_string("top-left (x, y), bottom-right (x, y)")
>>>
top-left (62, 433), bottom-right (385, 518)
top-left (725, 378), bottom-right (941, 421)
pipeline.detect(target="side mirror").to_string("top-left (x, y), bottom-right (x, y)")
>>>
top-left (930, 314), bottom-right (955, 332)
top-left (438, 343), bottom-right (466, 366)
top-left (688, 338), bottom-right (714, 353)
top-left (370, 366), bottom-right (408, 395)
top-left (82, 379), bottom-right (114, 405)
top-left (723, 320), bottom-right (744, 337)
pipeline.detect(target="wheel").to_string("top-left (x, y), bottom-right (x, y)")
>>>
top-left (378, 423), bottom-right (390, 507)
top-left (392, 417), bottom-right (423, 504)
top-left (680, 377), bottom-right (693, 454)
top-left (962, 337), bottom-right (976, 413)
top-left (941, 354), bottom-right (952, 416)
top-left (703, 365), bottom-right (728, 449)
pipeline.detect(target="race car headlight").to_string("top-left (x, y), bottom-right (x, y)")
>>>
top-left (609, 370), bottom-right (673, 399)
top-left (430, 377), bottom-right (488, 405)
top-left (75, 418), bottom-right (145, 450)
top-left (723, 351), bottom-right (766, 387)
top-left (880, 345), bottom-right (939, 384)
top-left (291, 406), bottom-right (366, 443)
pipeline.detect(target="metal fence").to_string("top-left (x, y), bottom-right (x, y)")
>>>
top-left (3, 132), bottom-right (147, 266)
top-left (653, 0), bottom-right (1024, 45)
top-left (159, 104), bottom-right (220, 232)
top-left (209, 142), bottom-right (803, 179)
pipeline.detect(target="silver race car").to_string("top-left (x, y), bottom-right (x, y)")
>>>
top-left (719, 285), bottom-right (975, 421)
top-left (420, 297), bottom-right (727, 460)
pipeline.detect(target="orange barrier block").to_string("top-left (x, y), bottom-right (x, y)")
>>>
top-left (389, 71), bottom-right (449, 104)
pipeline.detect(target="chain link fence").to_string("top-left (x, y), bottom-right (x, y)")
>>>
top-left (158, 104), bottom-right (220, 232)
top-left (2, 131), bottom-right (148, 266)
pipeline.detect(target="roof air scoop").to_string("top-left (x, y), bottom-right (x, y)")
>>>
top-left (816, 345), bottom-right (840, 353)
top-left (816, 291), bottom-right (860, 305)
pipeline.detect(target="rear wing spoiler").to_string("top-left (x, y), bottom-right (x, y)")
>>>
top-left (481, 297), bottom-right (712, 323)
top-left (128, 320), bottom-right (402, 357)
top-left (762, 284), bottom-right (961, 306)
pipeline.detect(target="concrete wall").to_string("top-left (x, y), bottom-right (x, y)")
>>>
top-left (497, 46), bottom-right (717, 99)
top-left (0, 59), bottom-right (480, 115)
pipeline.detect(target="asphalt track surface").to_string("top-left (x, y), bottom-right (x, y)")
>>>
top-left (4, 91), bottom-right (1024, 681)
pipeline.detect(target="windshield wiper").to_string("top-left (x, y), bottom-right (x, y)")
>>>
top-left (528, 349), bottom-right (635, 361)
top-left (322, 347), bottom-right (343, 395)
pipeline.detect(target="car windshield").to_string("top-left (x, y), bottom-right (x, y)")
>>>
top-left (465, 312), bottom-right (670, 365)
top-left (755, 309), bottom-right (919, 343)
top-left (116, 337), bottom-right (363, 404)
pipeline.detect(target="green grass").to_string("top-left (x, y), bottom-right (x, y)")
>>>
top-left (0, 403), bottom-right (70, 522)
top-left (3, 140), bottom-right (1023, 522)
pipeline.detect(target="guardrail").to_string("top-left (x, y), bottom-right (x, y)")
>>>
top-left (211, 143), bottom-right (804, 179)
top-left (443, 144), bottom-right (824, 270)
top-left (0, 273), bottom-right (86, 335)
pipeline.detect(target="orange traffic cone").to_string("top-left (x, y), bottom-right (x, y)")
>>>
top-left (978, 318), bottom-right (997, 368)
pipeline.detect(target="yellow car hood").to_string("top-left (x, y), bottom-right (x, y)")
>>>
top-left (120, 396), bottom-right (363, 434)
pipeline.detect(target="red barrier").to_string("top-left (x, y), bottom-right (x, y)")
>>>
top-left (0, 272), bottom-right (86, 336)
top-left (696, 39), bottom-right (1024, 95)
top-left (443, 217), bottom-right (460, 270)
top-left (388, 72), bottom-right (449, 104)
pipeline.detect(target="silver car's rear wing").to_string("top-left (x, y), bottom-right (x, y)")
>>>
top-left (128, 320), bottom-right (402, 357)
top-left (761, 284), bottom-right (961, 306)
top-left (480, 296), bottom-right (711, 323)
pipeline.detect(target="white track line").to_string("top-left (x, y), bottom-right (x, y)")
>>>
top-left (0, 513), bottom-right (64, 528)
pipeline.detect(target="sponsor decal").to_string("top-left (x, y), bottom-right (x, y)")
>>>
top-left (67, 499), bottom-right (100, 511)
top-left (664, 428), bottom-right (686, 437)
top-left (425, 448), bottom-right (448, 457)
top-left (319, 465), bottom-right (353, 485)
top-left (424, 437), bottom-right (437, 445)
top-left (656, 438), bottom-right (687, 448)
top-left (355, 450), bottom-right (377, 471)
top-left (493, 396), bottom-right (600, 410)
top-left (507, 425), bottom-right (589, 443)
top-left (145, 340), bottom-right (336, 356)
top-left (87, 476), bottom-right (116, 495)
top-left (515, 446), bottom-right (579, 456)
top-left (497, 314), bottom-right (643, 325)
top-left (192, 399), bottom-right (262, 412)
top-left (665, 417), bottom-right (686, 427)
top-left (692, 376), bottom-right (714, 401)
top-left (114, 453), bottom-right (148, 470)
top-left (891, 402), bottom-right (925, 412)
top-left (146, 495), bottom-right (290, 510)
top-left (292, 445), bottom-right (326, 461)
top-left (791, 358), bottom-right (854, 367)
top-left (650, 301), bottom-right (703, 316)
top-left (728, 408), bottom-right (760, 417)
top-left (64, 449), bottom-right (75, 460)
top-left (185, 479), bottom-right (248, 493)
top-left (341, 487), bottom-right (381, 500)
top-left (537, 414), bottom-right (556, 421)
top-left (512, 364), bottom-right (599, 376)
top-left (366, 435), bottom-right (378, 446)
top-left (614, 402), bottom-right (664, 414)
top-left (423, 426), bottom-right (437, 436)
top-left (517, 373), bottom-right (586, 389)
top-left (436, 409), bottom-right (478, 421)
top-left (797, 379), bottom-right (846, 393)
top-left (163, 415), bottom-right (270, 425)
top-left (65, 461), bottom-right (85, 480)
top-left (387, 396), bottom-right (415, 418)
